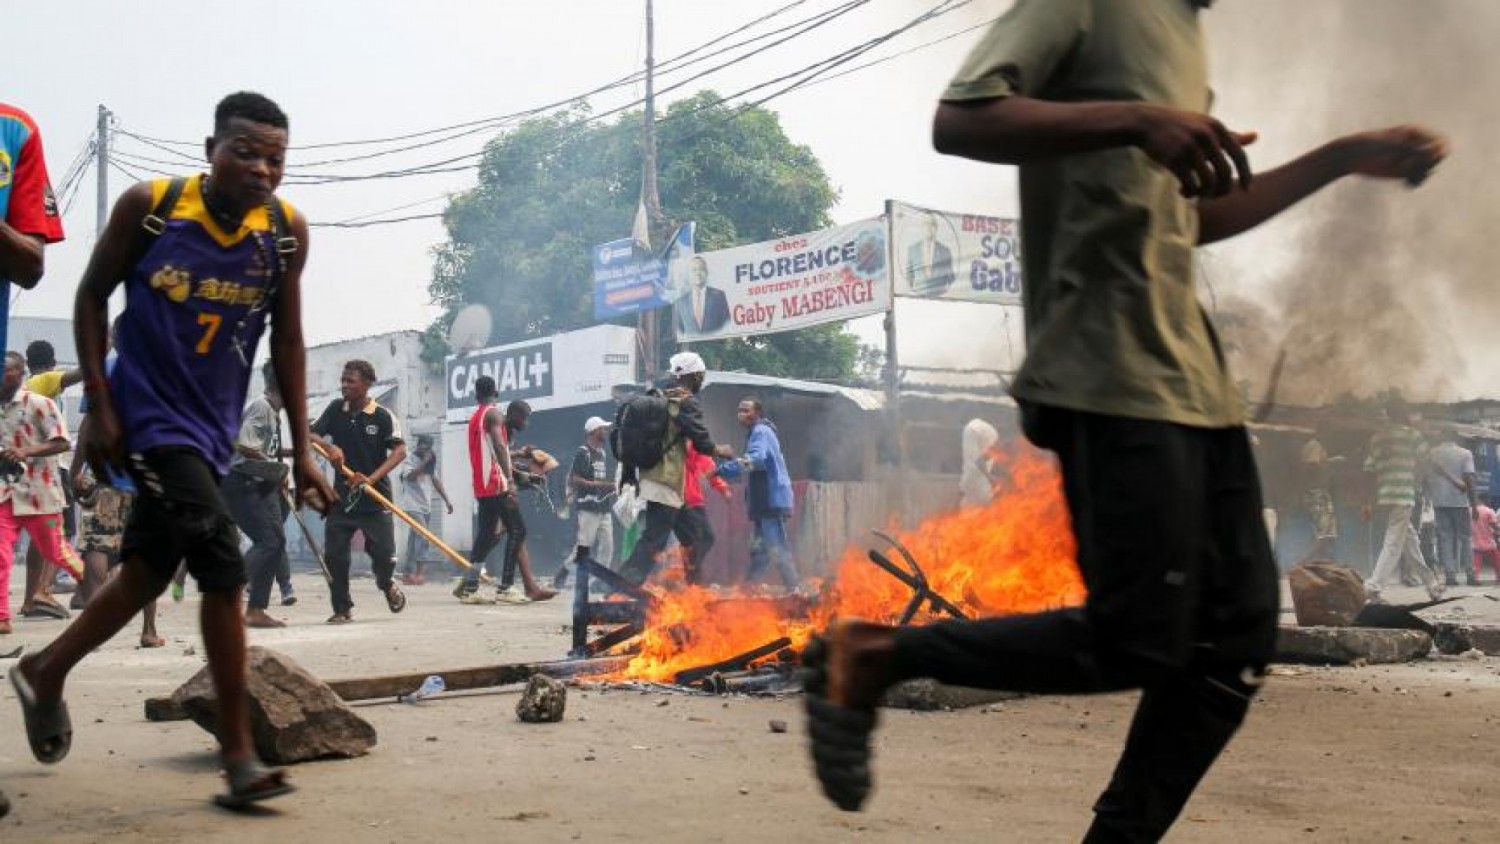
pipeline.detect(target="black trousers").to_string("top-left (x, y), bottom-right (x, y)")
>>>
top-left (464, 493), bottom-right (525, 589)
top-left (221, 472), bottom-right (287, 611)
top-left (325, 508), bottom-right (396, 613)
top-left (891, 406), bottom-right (1280, 843)
top-left (677, 505), bottom-right (714, 584)
top-left (620, 501), bottom-right (699, 585)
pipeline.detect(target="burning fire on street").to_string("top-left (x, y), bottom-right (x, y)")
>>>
top-left (609, 444), bottom-right (1087, 683)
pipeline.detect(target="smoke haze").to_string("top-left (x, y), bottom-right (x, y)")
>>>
top-left (895, 0), bottom-right (1498, 404)
top-left (1205, 0), bottom-right (1500, 404)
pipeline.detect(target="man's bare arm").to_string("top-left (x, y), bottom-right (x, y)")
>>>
top-left (75, 183), bottom-right (154, 478)
top-left (1197, 126), bottom-right (1447, 245)
top-left (58, 368), bottom-right (84, 390)
top-left (0, 222), bottom-right (44, 288)
top-left (487, 408), bottom-right (516, 483)
top-left (933, 97), bottom-right (1256, 199)
top-left (271, 213), bottom-right (336, 513)
top-left (367, 441), bottom-right (407, 487)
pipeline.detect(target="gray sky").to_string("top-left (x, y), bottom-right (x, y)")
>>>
top-left (8, 1), bottom-right (1491, 400)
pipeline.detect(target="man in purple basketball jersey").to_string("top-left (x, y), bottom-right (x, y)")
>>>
top-left (8, 92), bottom-right (335, 809)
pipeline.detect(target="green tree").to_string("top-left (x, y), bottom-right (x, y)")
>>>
top-left (427, 92), bottom-right (871, 382)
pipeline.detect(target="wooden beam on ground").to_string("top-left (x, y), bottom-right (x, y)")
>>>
top-left (673, 637), bottom-right (793, 687)
top-left (144, 655), bottom-right (629, 722)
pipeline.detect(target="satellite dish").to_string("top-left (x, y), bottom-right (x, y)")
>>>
top-left (448, 304), bottom-right (493, 353)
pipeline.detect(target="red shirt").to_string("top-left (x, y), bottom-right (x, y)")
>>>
top-left (467, 403), bottom-right (510, 498)
top-left (0, 103), bottom-right (65, 243)
top-left (683, 443), bottom-right (726, 509)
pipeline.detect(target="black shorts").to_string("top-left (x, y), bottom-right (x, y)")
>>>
top-left (120, 447), bottom-right (246, 594)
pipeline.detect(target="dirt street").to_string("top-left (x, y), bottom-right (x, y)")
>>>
top-left (3, 575), bottom-right (1499, 843)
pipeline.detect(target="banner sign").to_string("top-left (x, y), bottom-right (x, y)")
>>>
top-left (890, 201), bottom-right (1022, 305)
top-left (592, 224), bottom-right (694, 320)
top-left (445, 324), bottom-right (636, 422)
top-left (673, 217), bottom-right (890, 341)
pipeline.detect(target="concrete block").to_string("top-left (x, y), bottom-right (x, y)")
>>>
top-left (1432, 623), bottom-right (1500, 655)
top-left (881, 679), bottom-right (1021, 711)
top-left (1276, 626), bottom-right (1431, 665)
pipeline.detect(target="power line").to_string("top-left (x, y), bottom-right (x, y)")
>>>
top-left (310, 212), bottom-right (446, 229)
top-left (276, 0), bottom-right (879, 186)
top-left (284, 0), bottom-right (977, 226)
top-left (101, 0), bottom-right (980, 227)
top-left (119, 0), bottom-right (841, 158)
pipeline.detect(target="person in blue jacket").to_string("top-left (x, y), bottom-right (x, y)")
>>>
top-left (725, 397), bottom-right (798, 588)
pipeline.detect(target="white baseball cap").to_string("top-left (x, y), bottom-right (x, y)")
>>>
top-left (669, 351), bottom-right (707, 376)
top-left (584, 416), bottom-right (610, 434)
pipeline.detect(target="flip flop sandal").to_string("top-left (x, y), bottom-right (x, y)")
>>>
top-left (213, 759), bottom-right (295, 810)
top-left (9, 664), bottom-right (72, 764)
top-left (801, 636), bottom-right (878, 812)
top-left (385, 585), bottom-right (407, 614)
top-left (25, 600), bottom-right (70, 620)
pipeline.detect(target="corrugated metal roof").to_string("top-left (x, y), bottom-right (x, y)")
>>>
top-left (704, 371), bottom-right (884, 410)
top-left (701, 372), bottom-right (1014, 412)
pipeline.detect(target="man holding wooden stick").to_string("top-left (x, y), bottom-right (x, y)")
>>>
top-left (311, 359), bottom-right (407, 624)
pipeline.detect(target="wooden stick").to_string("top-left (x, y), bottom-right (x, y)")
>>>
top-left (312, 440), bottom-right (490, 583)
top-left (144, 655), bottom-right (630, 721)
top-left (282, 488), bottom-right (332, 586)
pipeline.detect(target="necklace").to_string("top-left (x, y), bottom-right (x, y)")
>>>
top-left (200, 176), bottom-right (247, 233)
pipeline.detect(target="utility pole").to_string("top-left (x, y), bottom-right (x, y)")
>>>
top-left (638, 0), bottom-right (665, 380)
top-left (642, 0), bottom-right (664, 229)
top-left (95, 105), bottom-right (111, 235)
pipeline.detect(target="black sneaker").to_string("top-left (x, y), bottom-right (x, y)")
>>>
top-left (452, 581), bottom-right (477, 599)
top-left (385, 583), bottom-right (407, 613)
top-left (281, 593), bottom-right (298, 607)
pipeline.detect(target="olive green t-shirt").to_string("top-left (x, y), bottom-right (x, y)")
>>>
top-left (943, 0), bottom-right (1244, 428)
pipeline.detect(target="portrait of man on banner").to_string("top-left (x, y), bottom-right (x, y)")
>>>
top-left (675, 255), bottom-right (730, 334)
top-left (903, 210), bottom-right (956, 297)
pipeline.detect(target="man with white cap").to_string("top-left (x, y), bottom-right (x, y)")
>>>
top-left (618, 352), bottom-right (734, 585)
top-left (555, 415), bottom-right (616, 588)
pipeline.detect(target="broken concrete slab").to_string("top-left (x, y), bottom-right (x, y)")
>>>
top-left (173, 646), bottom-right (377, 763)
top-left (881, 679), bottom-right (1021, 711)
top-left (1276, 626), bottom-right (1431, 665)
top-left (516, 674), bottom-right (567, 723)
top-left (1432, 623), bottom-right (1500, 656)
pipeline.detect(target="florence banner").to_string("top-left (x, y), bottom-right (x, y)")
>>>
top-left (671, 217), bottom-right (891, 342)
top-left (890, 201), bottom-right (1022, 305)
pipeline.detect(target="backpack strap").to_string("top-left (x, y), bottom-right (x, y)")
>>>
top-left (267, 198), bottom-right (298, 264)
top-left (141, 176), bottom-right (188, 236)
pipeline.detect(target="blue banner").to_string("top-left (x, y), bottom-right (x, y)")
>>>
top-left (592, 223), bottom-right (694, 320)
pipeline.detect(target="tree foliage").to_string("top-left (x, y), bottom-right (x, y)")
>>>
top-left (428, 92), bottom-right (870, 382)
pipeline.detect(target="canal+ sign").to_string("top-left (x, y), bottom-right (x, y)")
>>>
top-left (446, 340), bottom-right (553, 413)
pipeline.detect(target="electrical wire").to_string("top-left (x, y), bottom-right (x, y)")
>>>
top-left (119, 0), bottom-right (843, 157)
top-left (289, 0), bottom-right (976, 225)
top-left (104, 0), bottom-right (978, 226)
top-left (310, 212), bottom-right (446, 229)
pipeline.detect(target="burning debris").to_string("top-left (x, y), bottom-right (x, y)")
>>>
top-left (573, 444), bottom-right (1086, 688)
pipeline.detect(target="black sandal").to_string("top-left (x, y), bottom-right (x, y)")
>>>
top-left (801, 636), bottom-right (878, 812)
top-left (214, 759), bottom-right (295, 809)
top-left (9, 663), bottom-right (72, 764)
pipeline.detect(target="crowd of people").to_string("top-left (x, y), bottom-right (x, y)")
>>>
top-left (444, 351), bottom-right (803, 603)
top-left (1294, 398), bottom-right (1498, 599)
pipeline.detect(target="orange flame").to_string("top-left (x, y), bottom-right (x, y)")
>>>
top-left (616, 442), bottom-right (1086, 681)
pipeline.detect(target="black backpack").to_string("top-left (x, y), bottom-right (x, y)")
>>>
top-left (611, 389), bottom-right (676, 483)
